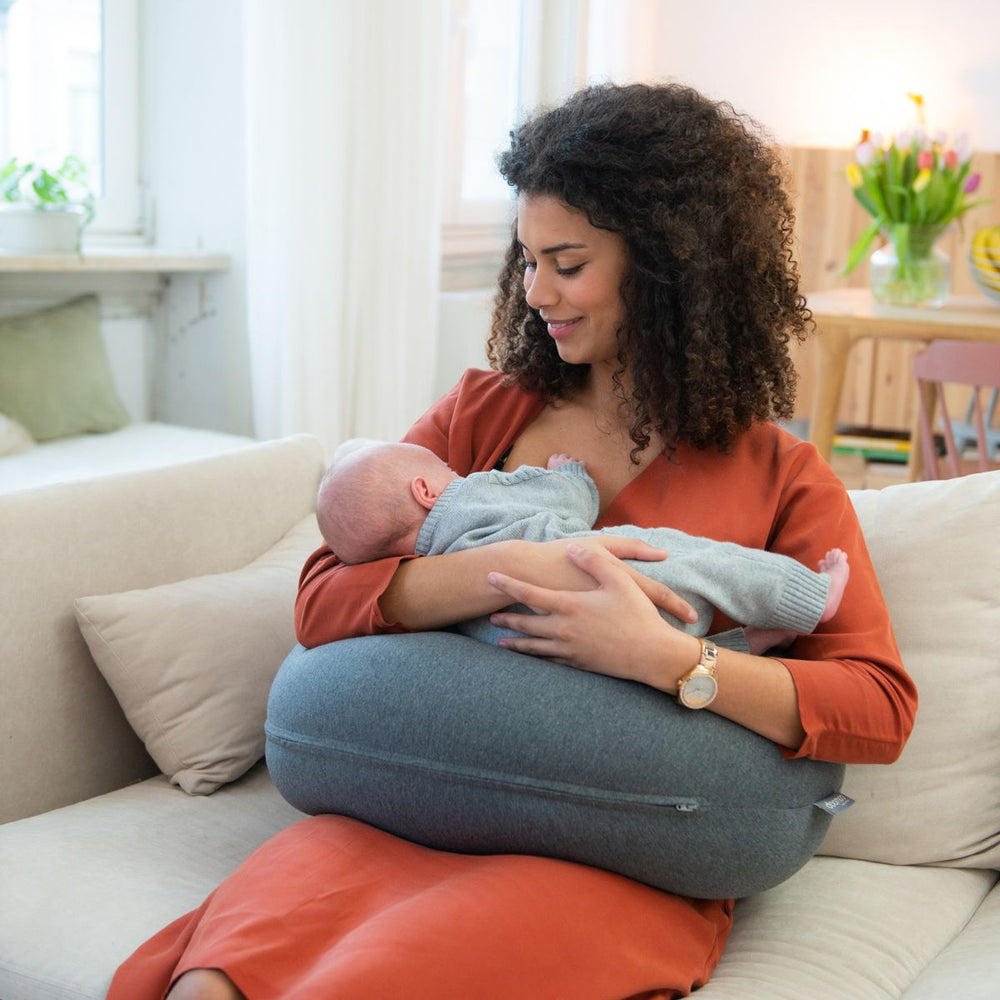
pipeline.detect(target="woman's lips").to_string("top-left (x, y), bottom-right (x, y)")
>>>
top-left (545, 318), bottom-right (582, 338)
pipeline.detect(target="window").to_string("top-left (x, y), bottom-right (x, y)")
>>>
top-left (0, 0), bottom-right (141, 239)
top-left (442, 0), bottom-right (524, 267)
top-left (444, 0), bottom-right (524, 229)
top-left (443, 0), bottom-right (588, 273)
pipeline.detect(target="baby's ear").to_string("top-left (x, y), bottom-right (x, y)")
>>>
top-left (410, 476), bottom-right (439, 510)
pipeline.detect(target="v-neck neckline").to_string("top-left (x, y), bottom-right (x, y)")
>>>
top-left (495, 394), bottom-right (682, 525)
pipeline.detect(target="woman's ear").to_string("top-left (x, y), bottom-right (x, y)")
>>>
top-left (410, 476), bottom-right (440, 510)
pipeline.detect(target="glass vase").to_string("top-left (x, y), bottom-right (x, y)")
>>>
top-left (869, 223), bottom-right (951, 308)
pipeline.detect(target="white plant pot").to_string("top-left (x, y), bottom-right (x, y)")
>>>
top-left (0, 205), bottom-right (84, 252)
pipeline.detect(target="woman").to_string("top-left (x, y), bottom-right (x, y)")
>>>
top-left (112, 83), bottom-right (916, 1000)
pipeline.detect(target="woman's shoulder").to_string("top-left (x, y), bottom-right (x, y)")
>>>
top-left (736, 421), bottom-right (840, 484)
top-left (704, 422), bottom-right (847, 523)
top-left (406, 369), bottom-right (543, 474)
top-left (451, 367), bottom-right (529, 401)
top-left (432, 368), bottom-right (540, 433)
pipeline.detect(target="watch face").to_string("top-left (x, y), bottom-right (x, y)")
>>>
top-left (680, 673), bottom-right (718, 709)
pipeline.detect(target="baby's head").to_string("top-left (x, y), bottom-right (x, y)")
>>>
top-left (317, 440), bottom-right (457, 564)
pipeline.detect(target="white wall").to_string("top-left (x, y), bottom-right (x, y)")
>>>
top-left (586, 0), bottom-right (1000, 151)
top-left (435, 289), bottom-right (493, 399)
top-left (140, 0), bottom-right (252, 435)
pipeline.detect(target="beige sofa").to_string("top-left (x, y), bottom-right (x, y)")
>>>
top-left (0, 435), bottom-right (998, 999)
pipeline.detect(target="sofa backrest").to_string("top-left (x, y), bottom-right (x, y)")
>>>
top-left (820, 468), bottom-right (1000, 872)
top-left (0, 434), bottom-right (325, 823)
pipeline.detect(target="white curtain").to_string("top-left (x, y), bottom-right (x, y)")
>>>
top-left (243, 1), bottom-right (448, 456)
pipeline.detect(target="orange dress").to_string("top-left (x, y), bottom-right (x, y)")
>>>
top-left (109, 369), bottom-right (915, 999)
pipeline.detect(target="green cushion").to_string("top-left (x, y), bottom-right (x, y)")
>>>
top-left (0, 295), bottom-right (130, 441)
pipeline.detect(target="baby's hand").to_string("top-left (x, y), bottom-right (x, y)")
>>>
top-left (547, 453), bottom-right (583, 470)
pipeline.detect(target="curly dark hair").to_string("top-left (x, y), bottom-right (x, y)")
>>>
top-left (489, 82), bottom-right (813, 456)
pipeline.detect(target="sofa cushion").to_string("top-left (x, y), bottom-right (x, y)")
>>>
top-left (0, 433), bottom-right (325, 825)
top-left (902, 880), bottom-right (1000, 999)
top-left (818, 470), bottom-right (1000, 870)
top-left (693, 857), bottom-right (996, 999)
top-left (0, 294), bottom-right (131, 441)
top-left (0, 763), bottom-right (302, 1000)
top-left (75, 515), bottom-right (321, 795)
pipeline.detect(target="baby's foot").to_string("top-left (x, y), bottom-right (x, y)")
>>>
top-left (547, 453), bottom-right (582, 470)
top-left (818, 548), bottom-right (850, 623)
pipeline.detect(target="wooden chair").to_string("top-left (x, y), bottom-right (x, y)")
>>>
top-left (912, 340), bottom-right (1000, 480)
top-left (953, 387), bottom-right (1000, 454)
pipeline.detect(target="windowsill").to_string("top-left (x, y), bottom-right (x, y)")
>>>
top-left (441, 222), bottom-right (507, 291)
top-left (0, 246), bottom-right (231, 274)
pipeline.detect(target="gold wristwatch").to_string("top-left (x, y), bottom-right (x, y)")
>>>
top-left (677, 639), bottom-right (719, 709)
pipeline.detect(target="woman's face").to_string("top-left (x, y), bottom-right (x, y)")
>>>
top-left (516, 194), bottom-right (628, 370)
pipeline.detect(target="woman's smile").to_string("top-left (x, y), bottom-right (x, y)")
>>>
top-left (543, 315), bottom-right (584, 339)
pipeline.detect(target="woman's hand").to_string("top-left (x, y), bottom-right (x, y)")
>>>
top-left (487, 541), bottom-right (701, 686)
top-left (540, 534), bottom-right (698, 626)
top-left (486, 542), bottom-right (806, 748)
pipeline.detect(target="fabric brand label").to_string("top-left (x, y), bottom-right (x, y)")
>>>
top-left (813, 792), bottom-right (856, 815)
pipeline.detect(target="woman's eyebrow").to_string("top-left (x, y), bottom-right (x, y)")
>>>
top-left (518, 240), bottom-right (588, 255)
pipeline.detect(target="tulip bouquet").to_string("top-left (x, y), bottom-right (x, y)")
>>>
top-left (842, 95), bottom-right (987, 277)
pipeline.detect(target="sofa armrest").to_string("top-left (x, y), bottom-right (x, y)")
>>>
top-left (0, 434), bottom-right (325, 823)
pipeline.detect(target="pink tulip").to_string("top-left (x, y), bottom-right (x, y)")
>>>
top-left (944, 149), bottom-right (959, 169)
top-left (964, 172), bottom-right (981, 194)
top-left (917, 149), bottom-right (935, 171)
top-left (855, 141), bottom-right (877, 166)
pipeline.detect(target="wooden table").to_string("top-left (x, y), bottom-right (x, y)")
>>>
top-left (805, 288), bottom-right (1000, 479)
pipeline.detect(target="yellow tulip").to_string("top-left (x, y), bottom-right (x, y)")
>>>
top-left (907, 92), bottom-right (925, 125)
top-left (846, 162), bottom-right (864, 188)
top-left (912, 168), bottom-right (932, 192)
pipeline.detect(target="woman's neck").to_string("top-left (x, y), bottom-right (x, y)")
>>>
top-left (575, 363), bottom-right (635, 432)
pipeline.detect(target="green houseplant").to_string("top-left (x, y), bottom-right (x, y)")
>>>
top-left (0, 154), bottom-right (96, 252)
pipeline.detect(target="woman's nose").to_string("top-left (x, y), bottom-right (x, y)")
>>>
top-left (524, 266), bottom-right (557, 310)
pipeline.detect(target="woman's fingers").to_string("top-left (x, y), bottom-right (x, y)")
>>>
top-left (569, 543), bottom-right (698, 624)
top-left (622, 565), bottom-right (698, 623)
top-left (594, 536), bottom-right (669, 562)
top-left (486, 542), bottom-right (700, 680)
top-left (486, 571), bottom-right (561, 617)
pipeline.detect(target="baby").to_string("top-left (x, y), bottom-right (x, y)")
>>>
top-left (317, 440), bottom-right (850, 654)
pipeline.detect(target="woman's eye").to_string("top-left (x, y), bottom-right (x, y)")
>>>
top-left (520, 258), bottom-right (583, 277)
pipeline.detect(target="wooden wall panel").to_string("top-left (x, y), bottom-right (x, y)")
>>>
top-left (780, 146), bottom-right (1000, 432)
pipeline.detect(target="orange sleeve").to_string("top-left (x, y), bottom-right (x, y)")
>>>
top-left (765, 446), bottom-right (917, 764)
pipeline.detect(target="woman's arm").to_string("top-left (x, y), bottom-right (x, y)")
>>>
top-left (381, 534), bottom-right (697, 631)
top-left (295, 530), bottom-right (696, 647)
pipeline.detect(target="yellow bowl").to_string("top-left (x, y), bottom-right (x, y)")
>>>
top-left (969, 248), bottom-right (1000, 304)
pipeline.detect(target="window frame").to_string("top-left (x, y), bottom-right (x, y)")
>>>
top-left (441, 0), bottom-right (588, 276)
top-left (440, 0), bottom-right (525, 266)
top-left (92, 0), bottom-right (143, 241)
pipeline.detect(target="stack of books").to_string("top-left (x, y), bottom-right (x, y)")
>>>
top-left (832, 427), bottom-right (911, 465)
